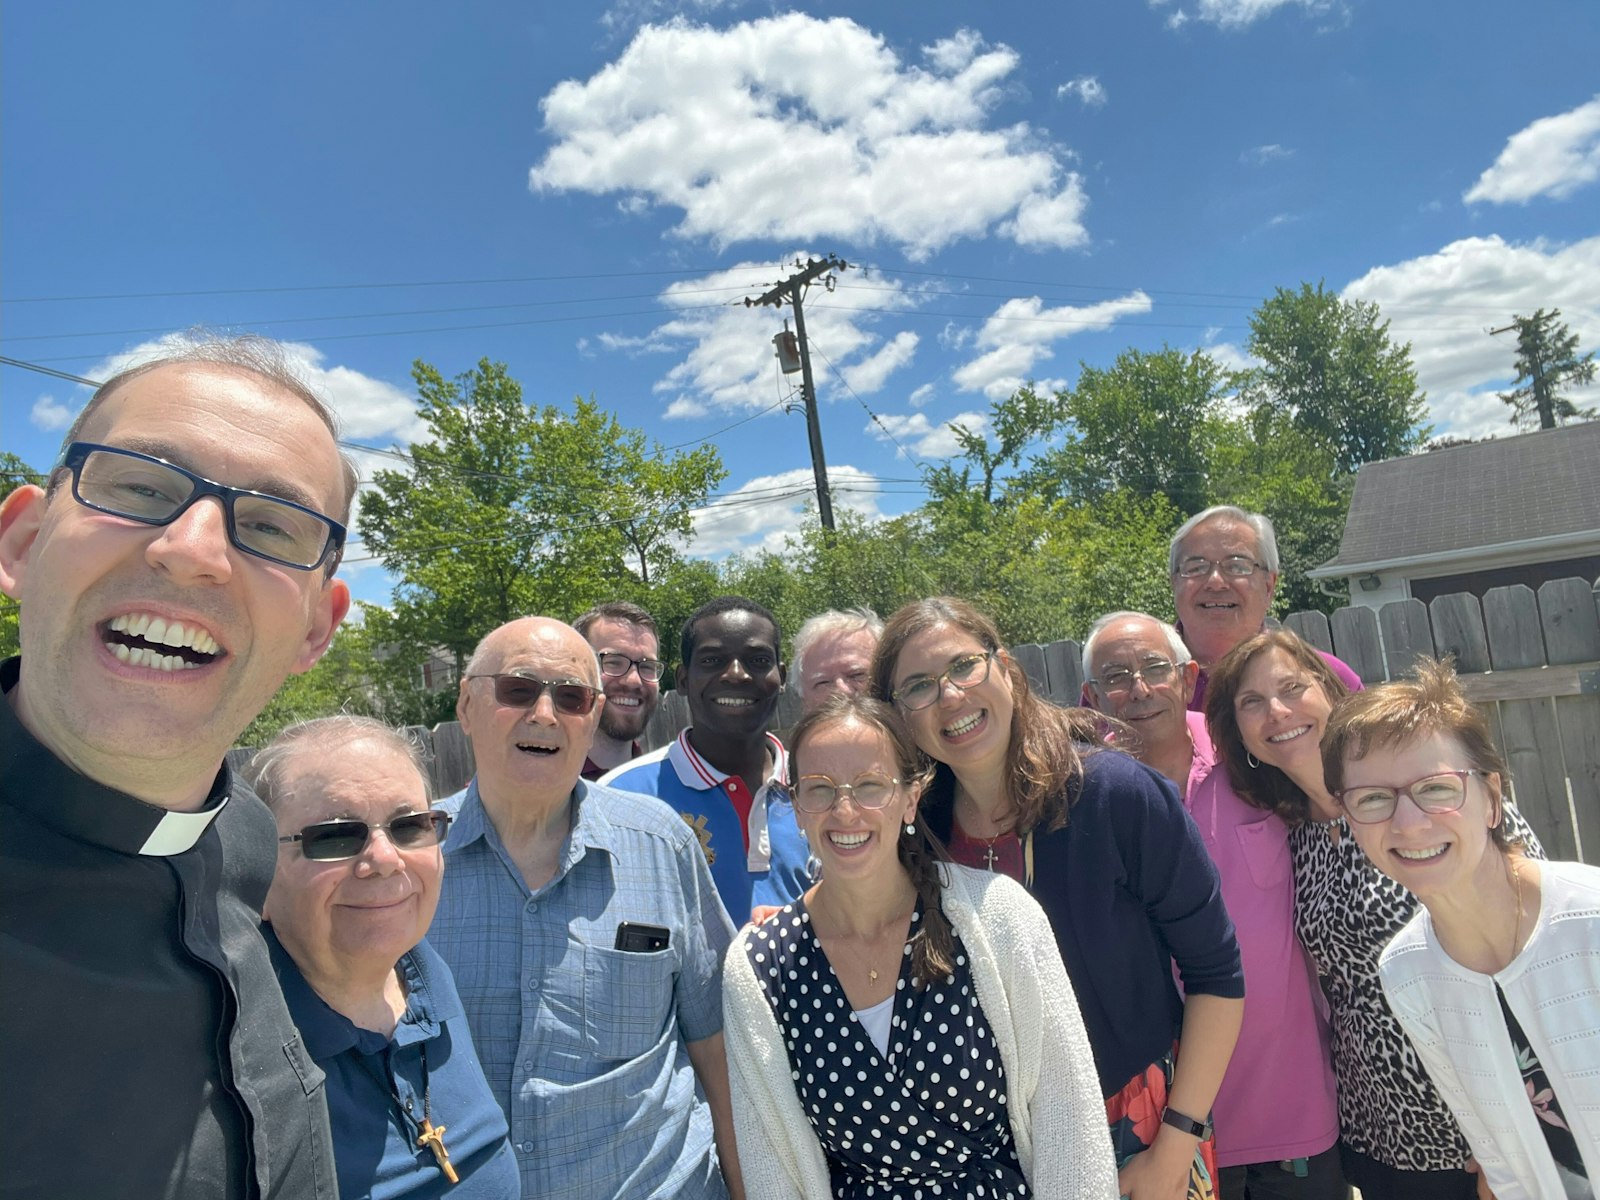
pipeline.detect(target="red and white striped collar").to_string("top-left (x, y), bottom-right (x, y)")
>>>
top-left (666, 728), bottom-right (788, 793)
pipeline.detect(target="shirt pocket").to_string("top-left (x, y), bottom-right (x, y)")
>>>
top-left (583, 943), bottom-right (677, 1062)
top-left (1234, 817), bottom-right (1291, 891)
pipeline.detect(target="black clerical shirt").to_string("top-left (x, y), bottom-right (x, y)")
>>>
top-left (0, 657), bottom-right (337, 1200)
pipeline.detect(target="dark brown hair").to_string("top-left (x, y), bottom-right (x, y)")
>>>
top-left (573, 600), bottom-right (658, 641)
top-left (1322, 657), bottom-right (1518, 850)
top-left (870, 597), bottom-right (1103, 835)
top-left (788, 695), bottom-right (954, 986)
top-left (1203, 630), bottom-right (1350, 824)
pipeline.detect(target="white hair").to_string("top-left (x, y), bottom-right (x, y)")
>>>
top-left (242, 715), bottom-right (434, 811)
top-left (1082, 611), bottom-right (1191, 678)
top-left (1168, 505), bottom-right (1280, 574)
top-left (790, 607), bottom-right (884, 690)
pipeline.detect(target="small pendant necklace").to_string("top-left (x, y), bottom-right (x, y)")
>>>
top-left (362, 1042), bottom-right (460, 1185)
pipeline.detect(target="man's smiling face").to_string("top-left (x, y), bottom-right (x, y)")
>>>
top-left (679, 609), bottom-right (785, 741)
top-left (1172, 518), bottom-right (1279, 667)
top-left (0, 363), bottom-right (349, 787)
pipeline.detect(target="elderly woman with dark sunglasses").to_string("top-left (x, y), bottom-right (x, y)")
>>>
top-left (1323, 660), bottom-right (1598, 1200)
top-left (244, 716), bottom-right (518, 1199)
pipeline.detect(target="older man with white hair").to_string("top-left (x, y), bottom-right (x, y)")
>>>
top-left (1084, 610), bottom-right (1345, 1200)
top-left (1168, 505), bottom-right (1361, 711)
top-left (790, 606), bottom-right (883, 715)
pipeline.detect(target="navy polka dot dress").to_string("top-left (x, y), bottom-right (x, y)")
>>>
top-left (745, 899), bottom-right (1031, 1199)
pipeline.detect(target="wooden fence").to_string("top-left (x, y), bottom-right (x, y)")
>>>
top-left (233, 576), bottom-right (1600, 864)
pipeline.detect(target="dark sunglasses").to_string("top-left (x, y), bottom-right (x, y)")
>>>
top-left (279, 811), bottom-right (452, 862)
top-left (467, 673), bottom-right (600, 715)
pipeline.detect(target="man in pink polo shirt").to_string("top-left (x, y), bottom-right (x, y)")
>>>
top-left (1085, 611), bottom-right (1347, 1200)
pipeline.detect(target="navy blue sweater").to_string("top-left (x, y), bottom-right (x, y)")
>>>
top-left (923, 746), bottom-right (1244, 1098)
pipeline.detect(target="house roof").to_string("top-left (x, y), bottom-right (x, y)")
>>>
top-left (1310, 421), bottom-right (1600, 576)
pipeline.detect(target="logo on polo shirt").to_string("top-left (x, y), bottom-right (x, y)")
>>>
top-left (681, 812), bottom-right (715, 865)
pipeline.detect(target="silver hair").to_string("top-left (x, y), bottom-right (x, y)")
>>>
top-left (790, 607), bottom-right (884, 691)
top-left (240, 715), bottom-right (434, 813)
top-left (1167, 505), bottom-right (1280, 575)
top-left (57, 331), bottom-right (361, 531)
top-left (1082, 611), bottom-right (1192, 677)
top-left (462, 617), bottom-right (603, 686)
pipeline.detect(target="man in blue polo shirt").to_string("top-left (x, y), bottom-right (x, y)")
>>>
top-left (602, 596), bottom-right (809, 922)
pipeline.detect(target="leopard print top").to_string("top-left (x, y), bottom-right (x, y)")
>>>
top-left (1289, 806), bottom-right (1543, 1171)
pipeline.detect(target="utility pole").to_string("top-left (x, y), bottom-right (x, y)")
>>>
top-left (745, 255), bottom-right (850, 531)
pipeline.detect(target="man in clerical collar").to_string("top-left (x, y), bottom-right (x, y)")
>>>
top-left (0, 336), bottom-right (351, 1199)
top-left (574, 599), bottom-right (664, 779)
top-left (601, 595), bottom-right (810, 921)
top-left (432, 616), bottom-right (740, 1199)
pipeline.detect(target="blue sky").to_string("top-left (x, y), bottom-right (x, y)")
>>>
top-left (5, 0), bottom-right (1598, 604)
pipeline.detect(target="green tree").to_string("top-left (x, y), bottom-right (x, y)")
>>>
top-left (356, 358), bottom-right (725, 678)
top-left (1245, 282), bottom-right (1429, 472)
top-left (1498, 307), bottom-right (1598, 430)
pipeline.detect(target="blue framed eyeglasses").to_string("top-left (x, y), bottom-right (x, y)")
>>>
top-left (52, 442), bottom-right (346, 571)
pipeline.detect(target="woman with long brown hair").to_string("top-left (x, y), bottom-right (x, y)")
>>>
top-left (872, 598), bottom-right (1243, 1200)
top-left (1204, 631), bottom-right (1545, 1200)
top-left (722, 695), bottom-right (1118, 1199)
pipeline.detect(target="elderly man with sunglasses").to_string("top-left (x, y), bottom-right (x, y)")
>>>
top-left (1084, 611), bottom-right (1346, 1200)
top-left (245, 716), bottom-right (518, 1199)
top-left (0, 337), bottom-right (351, 1198)
top-left (431, 616), bottom-right (741, 1200)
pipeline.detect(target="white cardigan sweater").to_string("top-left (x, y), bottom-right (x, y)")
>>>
top-left (1379, 859), bottom-right (1600, 1200)
top-left (723, 863), bottom-right (1119, 1200)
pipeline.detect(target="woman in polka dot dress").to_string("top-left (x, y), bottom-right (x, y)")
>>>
top-left (723, 696), bottom-right (1118, 1199)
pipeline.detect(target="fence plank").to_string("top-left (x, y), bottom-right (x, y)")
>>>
top-left (643, 692), bottom-right (689, 752)
top-left (1010, 643), bottom-right (1050, 696)
top-left (1330, 605), bottom-right (1386, 683)
top-left (1041, 639), bottom-right (1085, 706)
top-left (1457, 663), bottom-right (1600, 703)
top-left (1484, 585), bottom-right (1547, 669)
top-left (1284, 610), bottom-right (1333, 654)
top-left (1429, 593), bottom-right (1492, 674)
top-left (429, 722), bottom-right (476, 798)
top-left (1500, 698), bottom-right (1579, 861)
top-left (1539, 578), bottom-right (1600, 665)
top-left (1556, 695), bottom-right (1600, 864)
top-left (1379, 599), bottom-right (1435, 678)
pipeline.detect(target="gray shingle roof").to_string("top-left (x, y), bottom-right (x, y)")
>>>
top-left (1314, 421), bottom-right (1600, 572)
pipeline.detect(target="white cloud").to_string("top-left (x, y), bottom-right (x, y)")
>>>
top-left (1204, 341), bottom-right (1258, 374)
top-left (1057, 76), bottom-right (1107, 109)
top-left (1242, 143), bottom-right (1293, 165)
top-left (531, 14), bottom-right (1091, 259)
top-left (951, 291), bottom-right (1153, 399)
top-left (1153, 0), bottom-right (1335, 28)
top-left (30, 394), bottom-right (74, 431)
top-left (1463, 95), bottom-right (1600, 205)
top-left (868, 409), bottom-right (990, 459)
top-left (1343, 234), bottom-right (1600, 439)
top-left (908, 383), bottom-right (936, 409)
top-left (687, 465), bottom-right (888, 556)
top-left (598, 259), bottom-right (924, 417)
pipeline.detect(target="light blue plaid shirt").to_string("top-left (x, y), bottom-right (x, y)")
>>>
top-left (431, 778), bottom-right (736, 1199)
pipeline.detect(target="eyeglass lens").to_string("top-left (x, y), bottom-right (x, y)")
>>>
top-left (295, 812), bottom-right (450, 861)
top-left (1341, 773), bottom-right (1470, 823)
top-left (794, 774), bottom-right (898, 813)
top-left (1178, 555), bottom-right (1258, 578)
top-left (1097, 661), bottom-right (1177, 693)
top-left (598, 653), bottom-right (665, 682)
top-left (896, 652), bottom-right (992, 710)
top-left (485, 675), bottom-right (598, 715)
top-left (72, 446), bottom-right (337, 569)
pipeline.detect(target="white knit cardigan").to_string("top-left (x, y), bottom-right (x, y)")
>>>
top-left (723, 863), bottom-right (1119, 1199)
top-left (1379, 858), bottom-right (1600, 1200)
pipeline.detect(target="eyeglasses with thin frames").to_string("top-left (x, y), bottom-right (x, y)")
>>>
top-left (1175, 555), bottom-right (1266, 579)
top-left (891, 650), bottom-right (996, 711)
top-left (52, 442), bottom-right (345, 571)
top-left (1336, 769), bottom-right (1488, 825)
top-left (467, 673), bottom-right (600, 715)
top-left (1088, 659), bottom-right (1182, 696)
top-left (792, 772), bottom-right (901, 814)
top-left (279, 811), bottom-right (452, 861)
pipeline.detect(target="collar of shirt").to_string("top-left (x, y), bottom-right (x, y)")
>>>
top-left (265, 926), bottom-right (457, 1060)
top-left (0, 656), bottom-right (229, 856)
top-left (667, 729), bottom-right (788, 873)
top-left (443, 777), bottom-right (643, 887)
top-left (1183, 709), bottom-right (1219, 803)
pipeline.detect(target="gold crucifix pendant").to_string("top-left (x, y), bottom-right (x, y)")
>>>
top-left (417, 1118), bottom-right (460, 1185)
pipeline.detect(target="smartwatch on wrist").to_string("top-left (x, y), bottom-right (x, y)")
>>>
top-left (1161, 1106), bottom-right (1213, 1140)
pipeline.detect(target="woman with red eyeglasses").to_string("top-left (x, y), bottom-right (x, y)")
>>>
top-left (1324, 660), bottom-right (1598, 1200)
